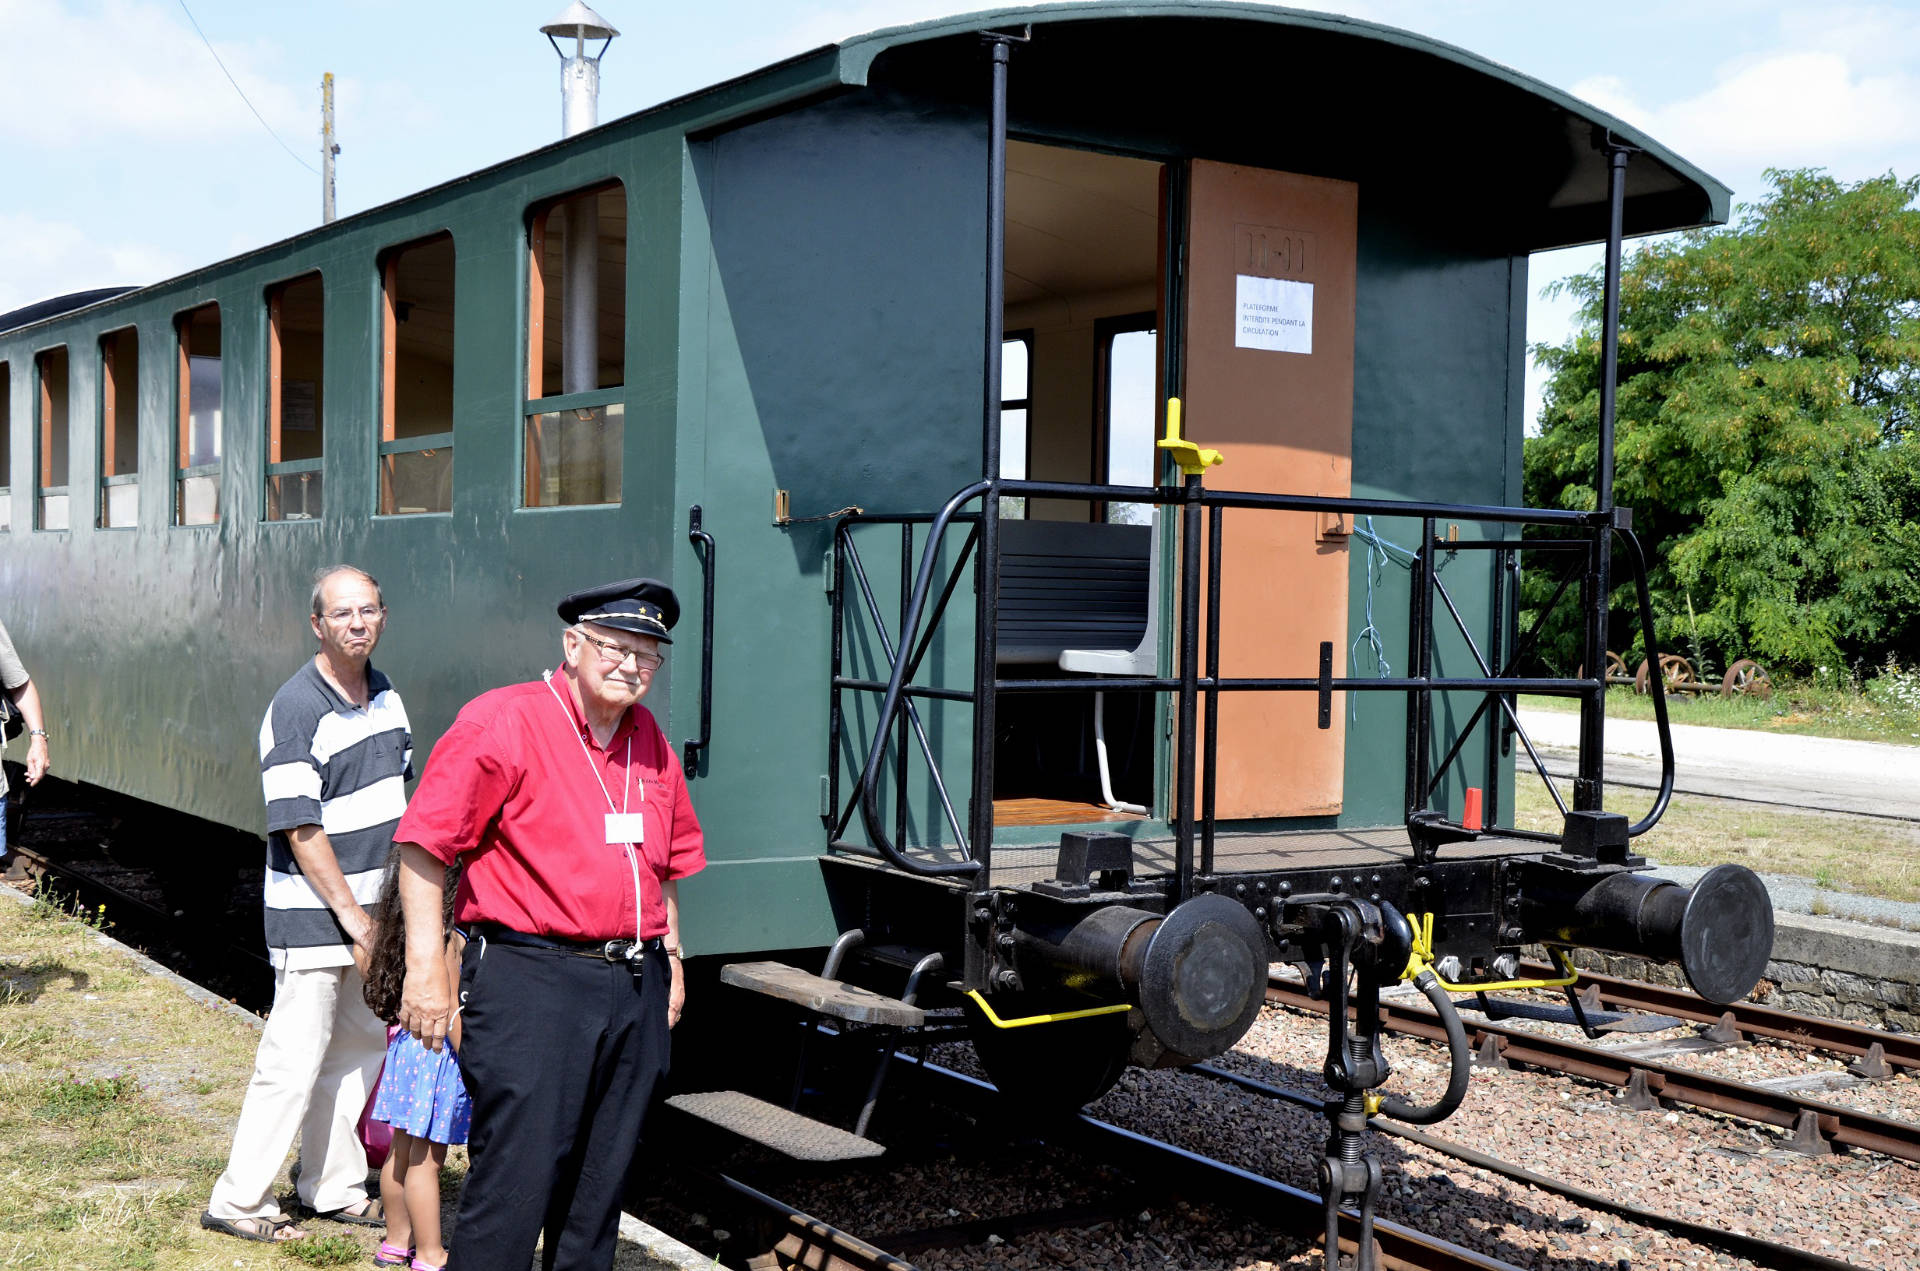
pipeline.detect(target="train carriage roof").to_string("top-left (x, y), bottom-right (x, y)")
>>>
top-left (835, 3), bottom-right (1730, 251)
top-left (1, 2), bottom-right (1726, 338)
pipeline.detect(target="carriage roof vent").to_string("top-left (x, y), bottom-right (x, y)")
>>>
top-left (540, 2), bottom-right (619, 138)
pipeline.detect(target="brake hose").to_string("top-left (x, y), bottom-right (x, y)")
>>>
top-left (1375, 969), bottom-right (1471, 1125)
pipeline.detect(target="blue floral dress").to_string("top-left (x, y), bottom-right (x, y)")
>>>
top-left (371, 1028), bottom-right (472, 1144)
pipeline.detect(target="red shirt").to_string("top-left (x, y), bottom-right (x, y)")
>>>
top-left (395, 668), bottom-right (705, 941)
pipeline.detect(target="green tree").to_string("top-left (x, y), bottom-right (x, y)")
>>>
top-left (1524, 169), bottom-right (1920, 677)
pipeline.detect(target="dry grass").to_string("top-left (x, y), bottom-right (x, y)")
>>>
top-left (0, 886), bottom-right (690, 1270)
top-left (1512, 770), bottom-right (1920, 904)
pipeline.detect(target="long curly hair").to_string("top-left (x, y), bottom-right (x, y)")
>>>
top-left (362, 847), bottom-right (461, 1024)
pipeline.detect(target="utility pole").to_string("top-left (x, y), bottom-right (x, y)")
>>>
top-left (321, 72), bottom-right (340, 224)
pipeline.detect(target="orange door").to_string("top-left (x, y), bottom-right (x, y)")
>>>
top-left (1182, 160), bottom-right (1357, 818)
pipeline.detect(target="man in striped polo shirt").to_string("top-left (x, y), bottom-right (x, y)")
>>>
top-left (203, 565), bottom-right (411, 1244)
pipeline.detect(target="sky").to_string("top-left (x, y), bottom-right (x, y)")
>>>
top-left (4, 0), bottom-right (1919, 428)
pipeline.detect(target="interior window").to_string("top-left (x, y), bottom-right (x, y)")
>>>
top-left (36, 347), bottom-right (70, 531)
top-left (999, 332), bottom-right (1031, 519)
top-left (1101, 320), bottom-right (1157, 525)
top-left (379, 234), bottom-right (455, 515)
top-left (175, 304), bottom-right (222, 525)
top-left (99, 328), bottom-right (139, 528)
top-left (267, 274), bottom-right (325, 522)
top-left (523, 182), bottom-right (626, 508)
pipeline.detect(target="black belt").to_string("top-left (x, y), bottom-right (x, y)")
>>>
top-left (473, 925), bottom-right (663, 965)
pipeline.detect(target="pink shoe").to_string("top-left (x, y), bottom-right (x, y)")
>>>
top-left (410, 1256), bottom-right (447, 1271)
top-left (374, 1242), bottom-right (413, 1267)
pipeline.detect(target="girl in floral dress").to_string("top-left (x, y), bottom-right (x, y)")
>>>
top-left (363, 855), bottom-right (469, 1271)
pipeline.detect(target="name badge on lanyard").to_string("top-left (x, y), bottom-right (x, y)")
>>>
top-left (606, 812), bottom-right (646, 845)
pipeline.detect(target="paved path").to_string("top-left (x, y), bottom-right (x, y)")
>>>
top-left (1514, 708), bottom-right (1920, 821)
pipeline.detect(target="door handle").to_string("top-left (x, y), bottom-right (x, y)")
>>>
top-left (683, 505), bottom-right (715, 777)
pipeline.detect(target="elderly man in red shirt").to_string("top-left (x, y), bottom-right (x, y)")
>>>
top-left (391, 578), bottom-right (704, 1271)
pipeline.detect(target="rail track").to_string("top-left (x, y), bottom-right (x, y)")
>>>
top-left (1521, 958), bottom-right (1920, 1074)
top-left (1186, 1060), bottom-right (1856, 1270)
top-left (1267, 974), bottom-right (1920, 1162)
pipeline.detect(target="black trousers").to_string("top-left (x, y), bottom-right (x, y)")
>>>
top-left (450, 940), bottom-right (669, 1271)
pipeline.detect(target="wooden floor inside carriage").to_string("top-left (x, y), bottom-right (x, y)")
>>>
top-left (992, 797), bottom-right (1149, 827)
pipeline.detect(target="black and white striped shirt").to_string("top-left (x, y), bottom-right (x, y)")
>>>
top-left (258, 660), bottom-right (412, 969)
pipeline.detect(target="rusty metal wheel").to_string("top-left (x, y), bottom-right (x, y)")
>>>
top-left (1721, 658), bottom-right (1773, 699)
top-left (1606, 651), bottom-right (1630, 685)
top-left (1634, 654), bottom-right (1696, 695)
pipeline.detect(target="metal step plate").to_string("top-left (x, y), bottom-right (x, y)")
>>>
top-left (720, 960), bottom-right (926, 1026)
top-left (666, 1090), bottom-right (885, 1162)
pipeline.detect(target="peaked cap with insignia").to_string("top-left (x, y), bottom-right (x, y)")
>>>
top-left (558, 577), bottom-right (679, 644)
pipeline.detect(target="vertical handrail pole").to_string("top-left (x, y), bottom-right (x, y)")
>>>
top-left (1577, 140), bottom-right (1633, 811)
top-left (897, 523), bottom-right (913, 849)
top-left (1485, 543), bottom-right (1506, 825)
top-left (826, 524), bottom-right (847, 832)
top-left (1173, 471), bottom-right (1204, 904)
top-left (967, 35), bottom-right (1015, 931)
top-left (1201, 502), bottom-right (1223, 875)
top-left (1407, 517), bottom-right (1437, 816)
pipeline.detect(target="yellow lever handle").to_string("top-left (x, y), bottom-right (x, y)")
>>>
top-left (1156, 397), bottom-right (1224, 476)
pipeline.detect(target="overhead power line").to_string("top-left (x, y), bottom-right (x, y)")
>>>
top-left (175, 0), bottom-right (319, 176)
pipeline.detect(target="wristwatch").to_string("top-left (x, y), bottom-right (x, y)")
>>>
top-left (27, 729), bottom-right (47, 739)
top-left (664, 944), bottom-right (684, 960)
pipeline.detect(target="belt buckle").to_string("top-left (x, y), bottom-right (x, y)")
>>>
top-left (600, 940), bottom-right (628, 963)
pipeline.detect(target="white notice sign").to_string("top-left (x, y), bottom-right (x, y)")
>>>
top-left (1235, 275), bottom-right (1313, 354)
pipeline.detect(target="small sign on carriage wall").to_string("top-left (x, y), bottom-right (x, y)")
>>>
top-left (1234, 275), bottom-right (1313, 354)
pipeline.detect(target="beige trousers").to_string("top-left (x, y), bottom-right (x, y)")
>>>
top-left (207, 963), bottom-right (387, 1221)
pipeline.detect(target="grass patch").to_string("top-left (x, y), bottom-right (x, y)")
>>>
top-left (280, 1233), bottom-right (364, 1266)
top-left (1519, 668), bottom-right (1920, 746)
top-left (1513, 769), bottom-right (1920, 904)
top-left (0, 890), bottom-right (329, 1270)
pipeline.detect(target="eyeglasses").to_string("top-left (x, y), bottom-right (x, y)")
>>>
top-left (576, 630), bottom-right (664, 671)
top-left (323, 605), bottom-right (386, 624)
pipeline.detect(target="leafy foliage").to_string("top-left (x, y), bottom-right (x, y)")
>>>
top-left (1524, 169), bottom-right (1920, 675)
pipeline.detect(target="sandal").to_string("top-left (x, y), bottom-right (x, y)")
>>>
top-left (200, 1211), bottom-right (307, 1243)
top-left (411, 1253), bottom-right (448, 1271)
top-left (295, 1196), bottom-right (385, 1227)
top-left (374, 1241), bottom-right (414, 1267)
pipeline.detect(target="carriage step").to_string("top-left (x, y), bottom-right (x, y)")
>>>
top-left (666, 1090), bottom-right (885, 1162)
top-left (720, 960), bottom-right (926, 1026)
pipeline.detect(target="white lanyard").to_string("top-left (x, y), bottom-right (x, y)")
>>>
top-left (545, 672), bottom-right (635, 822)
top-left (544, 671), bottom-right (644, 941)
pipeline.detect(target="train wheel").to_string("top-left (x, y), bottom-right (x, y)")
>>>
top-left (1606, 650), bottom-right (1630, 684)
top-left (965, 996), bottom-right (1132, 1117)
top-left (1721, 658), bottom-right (1772, 699)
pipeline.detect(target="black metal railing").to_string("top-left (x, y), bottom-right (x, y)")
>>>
top-left (825, 474), bottom-right (1676, 894)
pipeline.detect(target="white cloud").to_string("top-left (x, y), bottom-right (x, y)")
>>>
top-left (0, 0), bottom-right (307, 145)
top-left (0, 213), bottom-right (187, 315)
top-left (1572, 48), bottom-right (1920, 176)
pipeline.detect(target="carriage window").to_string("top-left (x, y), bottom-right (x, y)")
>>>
top-left (0, 360), bottom-right (10, 533)
top-left (266, 274), bottom-right (325, 522)
top-left (35, 347), bottom-right (70, 531)
top-left (175, 304), bottom-right (222, 525)
top-left (99, 328), bottom-right (139, 529)
top-left (1000, 333), bottom-right (1031, 520)
top-left (523, 182), bottom-right (625, 508)
top-left (1101, 319), bottom-right (1157, 525)
top-left (379, 234), bottom-right (455, 515)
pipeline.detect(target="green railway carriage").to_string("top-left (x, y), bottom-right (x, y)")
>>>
top-left (1, 7), bottom-right (1776, 1258)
